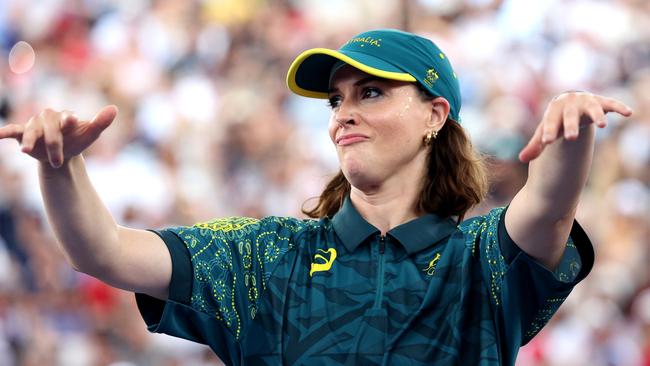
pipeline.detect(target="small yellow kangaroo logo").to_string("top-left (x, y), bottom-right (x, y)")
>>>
top-left (310, 248), bottom-right (337, 277)
top-left (423, 253), bottom-right (441, 276)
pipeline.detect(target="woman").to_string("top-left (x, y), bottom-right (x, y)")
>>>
top-left (0, 29), bottom-right (633, 365)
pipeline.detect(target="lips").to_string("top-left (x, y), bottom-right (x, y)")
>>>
top-left (336, 134), bottom-right (369, 146)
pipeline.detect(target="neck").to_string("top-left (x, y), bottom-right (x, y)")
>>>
top-left (349, 175), bottom-right (423, 235)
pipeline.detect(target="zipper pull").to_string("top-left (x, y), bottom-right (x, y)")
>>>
top-left (379, 235), bottom-right (386, 254)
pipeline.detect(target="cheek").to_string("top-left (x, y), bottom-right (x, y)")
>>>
top-left (396, 96), bottom-right (413, 122)
top-left (392, 103), bottom-right (430, 143)
top-left (383, 111), bottom-right (422, 145)
top-left (328, 117), bottom-right (338, 143)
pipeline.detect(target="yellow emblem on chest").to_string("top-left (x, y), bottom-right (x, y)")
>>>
top-left (310, 248), bottom-right (337, 277)
top-left (423, 253), bottom-right (441, 276)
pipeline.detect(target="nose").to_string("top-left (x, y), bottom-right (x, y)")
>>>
top-left (334, 99), bottom-right (358, 126)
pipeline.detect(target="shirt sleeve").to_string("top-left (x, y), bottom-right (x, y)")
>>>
top-left (460, 206), bottom-right (594, 348)
top-left (134, 216), bottom-right (299, 364)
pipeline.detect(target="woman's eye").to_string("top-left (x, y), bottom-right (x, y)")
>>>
top-left (327, 95), bottom-right (342, 109)
top-left (362, 87), bottom-right (382, 99)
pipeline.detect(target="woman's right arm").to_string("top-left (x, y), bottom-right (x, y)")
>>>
top-left (0, 106), bottom-right (171, 300)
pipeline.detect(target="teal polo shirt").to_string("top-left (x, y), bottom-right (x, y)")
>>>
top-left (136, 197), bottom-right (593, 365)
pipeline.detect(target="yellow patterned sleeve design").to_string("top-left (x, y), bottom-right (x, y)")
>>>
top-left (459, 206), bottom-right (587, 346)
top-left (461, 207), bottom-right (508, 307)
top-left (194, 217), bottom-right (260, 232)
top-left (172, 216), bottom-right (304, 341)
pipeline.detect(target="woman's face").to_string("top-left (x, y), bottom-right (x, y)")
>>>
top-left (327, 65), bottom-right (437, 191)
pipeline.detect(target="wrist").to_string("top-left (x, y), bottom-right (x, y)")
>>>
top-left (39, 155), bottom-right (83, 178)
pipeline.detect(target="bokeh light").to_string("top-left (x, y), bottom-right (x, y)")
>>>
top-left (8, 41), bottom-right (36, 74)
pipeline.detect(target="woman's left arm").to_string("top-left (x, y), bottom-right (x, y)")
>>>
top-left (506, 92), bottom-right (633, 270)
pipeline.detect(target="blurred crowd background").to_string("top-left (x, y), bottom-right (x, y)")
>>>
top-left (0, 0), bottom-right (648, 365)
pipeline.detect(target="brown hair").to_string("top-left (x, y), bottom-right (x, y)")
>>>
top-left (302, 118), bottom-right (488, 223)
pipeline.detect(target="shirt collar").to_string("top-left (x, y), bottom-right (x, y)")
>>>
top-left (331, 196), bottom-right (458, 254)
top-left (331, 197), bottom-right (380, 253)
top-left (388, 212), bottom-right (458, 254)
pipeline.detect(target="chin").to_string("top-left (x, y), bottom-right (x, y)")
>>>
top-left (341, 157), bottom-right (364, 179)
top-left (341, 162), bottom-right (380, 192)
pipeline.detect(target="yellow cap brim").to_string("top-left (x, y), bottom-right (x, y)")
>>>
top-left (286, 48), bottom-right (416, 99)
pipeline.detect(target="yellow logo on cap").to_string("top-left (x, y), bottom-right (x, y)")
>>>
top-left (423, 68), bottom-right (439, 87)
top-left (345, 37), bottom-right (382, 48)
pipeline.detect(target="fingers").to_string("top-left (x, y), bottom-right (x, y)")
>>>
top-left (43, 112), bottom-right (71, 168)
top-left (0, 123), bottom-right (25, 140)
top-left (4, 106), bottom-right (117, 167)
top-left (20, 116), bottom-right (42, 153)
top-left (14, 109), bottom-right (80, 167)
top-left (566, 96), bottom-right (632, 140)
top-left (541, 103), bottom-right (562, 144)
top-left (598, 96), bottom-right (633, 117)
top-left (60, 112), bottom-right (79, 134)
top-left (583, 101), bottom-right (606, 129)
top-left (562, 105), bottom-right (579, 141)
top-left (520, 92), bottom-right (633, 163)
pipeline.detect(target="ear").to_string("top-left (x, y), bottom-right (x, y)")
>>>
top-left (427, 97), bottom-right (450, 130)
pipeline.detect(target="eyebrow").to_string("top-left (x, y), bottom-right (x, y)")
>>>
top-left (328, 76), bottom-right (383, 94)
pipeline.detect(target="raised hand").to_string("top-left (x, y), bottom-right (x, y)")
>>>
top-left (518, 92), bottom-right (633, 163)
top-left (0, 105), bottom-right (118, 168)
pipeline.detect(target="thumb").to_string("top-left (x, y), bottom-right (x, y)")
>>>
top-left (518, 123), bottom-right (545, 163)
top-left (89, 105), bottom-right (118, 133)
top-left (518, 140), bottom-right (543, 163)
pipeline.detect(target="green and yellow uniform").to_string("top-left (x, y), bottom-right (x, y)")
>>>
top-left (136, 196), bottom-right (592, 365)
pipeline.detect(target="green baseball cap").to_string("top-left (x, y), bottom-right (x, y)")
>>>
top-left (286, 29), bottom-right (462, 121)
